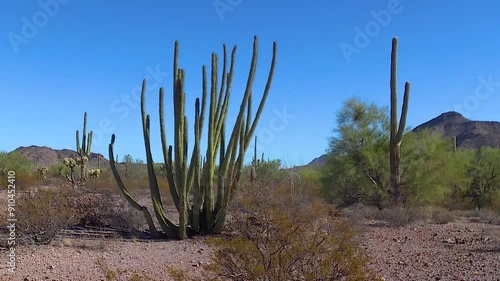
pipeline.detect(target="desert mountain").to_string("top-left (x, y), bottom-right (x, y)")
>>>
top-left (412, 111), bottom-right (500, 149)
top-left (13, 145), bottom-right (107, 168)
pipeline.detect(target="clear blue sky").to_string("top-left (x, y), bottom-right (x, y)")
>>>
top-left (2, 0), bottom-right (500, 166)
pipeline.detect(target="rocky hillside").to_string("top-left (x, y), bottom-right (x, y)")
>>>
top-left (13, 145), bottom-right (107, 168)
top-left (412, 111), bottom-right (500, 149)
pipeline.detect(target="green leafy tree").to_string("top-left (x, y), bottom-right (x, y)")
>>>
top-left (400, 130), bottom-right (469, 204)
top-left (322, 98), bottom-right (390, 207)
top-left (466, 147), bottom-right (500, 208)
top-left (0, 151), bottom-right (34, 188)
top-left (0, 151), bottom-right (33, 176)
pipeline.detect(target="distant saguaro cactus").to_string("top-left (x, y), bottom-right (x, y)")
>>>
top-left (389, 37), bottom-right (410, 204)
top-left (64, 112), bottom-right (93, 187)
top-left (250, 136), bottom-right (258, 183)
top-left (109, 36), bottom-right (277, 239)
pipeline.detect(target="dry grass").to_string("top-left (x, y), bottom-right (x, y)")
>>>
top-left (16, 188), bottom-right (79, 245)
top-left (430, 207), bottom-right (456, 224)
top-left (371, 205), bottom-right (426, 227)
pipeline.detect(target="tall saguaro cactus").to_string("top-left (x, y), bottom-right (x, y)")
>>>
top-left (109, 36), bottom-right (277, 239)
top-left (389, 37), bottom-right (410, 203)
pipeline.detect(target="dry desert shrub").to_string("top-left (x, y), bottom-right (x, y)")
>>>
top-left (16, 188), bottom-right (79, 244)
top-left (430, 207), bottom-right (456, 224)
top-left (370, 205), bottom-right (425, 227)
top-left (206, 178), bottom-right (378, 281)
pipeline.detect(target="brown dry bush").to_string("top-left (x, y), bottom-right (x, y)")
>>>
top-left (16, 188), bottom-right (79, 244)
top-left (430, 207), bottom-right (456, 224)
top-left (206, 176), bottom-right (378, 281)
top-left (372, 205), bottom-right (425, 227)
top-left (15, 187), bottom-right (147, 245)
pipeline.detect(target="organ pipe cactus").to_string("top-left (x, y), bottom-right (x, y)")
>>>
top-left (109, 36), bottom-right (277, 239)
top-left (389, 37), bottom-right (410, 203)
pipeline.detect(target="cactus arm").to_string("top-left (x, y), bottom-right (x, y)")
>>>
top-left (81, 112), bottom-right (87, 155)
top-left (76, 131), bottom-right (81, 155)
top-left (173, 41), bottom-right (179, 94)
top-left (199, 65), bottom-right (208, 134)
top-left (395, 82), bottom-right (410, 143)
top-left (141, 80), bottom-right (179, 238)
top-left (214, 44), bottom-right (227, 124)
top-left (86, 131), bottom-right (93, 156)
top-left (245, 92), bottom-right (252, 137)
top-left (203, 53), bottom-right (219, 226)
top-left (159, 87), bottom-right (179, 210)
top-left (186, 98), bottom-right (201, 197)
top-left (215, 46), bottom-right (237, 146)
top-left (108, 134), bottom-right (163, 238)
top-left (243, 40), bottom-right (278, 148)
top-left (173, 70), bottom-right (189, 239)
top-left (188, 97), bottom-right (203, 232)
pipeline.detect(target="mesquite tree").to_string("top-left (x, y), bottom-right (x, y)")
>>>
top-left (109, 36), bottom-right (277, 239)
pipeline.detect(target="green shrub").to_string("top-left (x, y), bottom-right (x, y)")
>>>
top-left (0, 151), bottom-right (36, 188)
top-left (466, 148), bottom-right (500, 208)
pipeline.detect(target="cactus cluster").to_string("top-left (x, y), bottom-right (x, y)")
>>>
top-left (389, 37), bottom-right (410, 203)
top-left (64, 112), bottom-right (93, 187)
top-left (89, 155), bottom-right (102, 181)
top-left (37, 167), bottom-right (48, 180)
top-left (109, 36), bottom-right (277, 239)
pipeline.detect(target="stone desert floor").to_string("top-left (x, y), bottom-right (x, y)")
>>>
top-left (0, 215), bottom-right (499, 281)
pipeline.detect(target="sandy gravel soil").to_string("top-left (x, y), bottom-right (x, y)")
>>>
top-left (1, 187), bottom-right (499, 281)
top-left (2, 218), bottom-right (499, 280)
top-left (360, 219), bottom-right (500, 281)
top-left (0, 237), bottom-right (213, 281)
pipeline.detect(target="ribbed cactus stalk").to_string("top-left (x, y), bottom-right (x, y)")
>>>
top-left (109, 36), bottom-right (277, 239)
top-left (389, 37), bottom-right (410, 204)
top-left (452, 136), bottom-right (457, 153)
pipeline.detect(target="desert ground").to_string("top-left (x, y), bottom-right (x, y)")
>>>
top-left (1, 187), bottom-right (499, 281)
